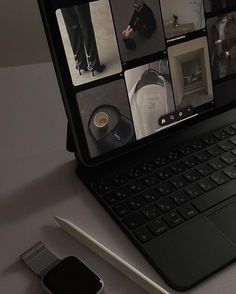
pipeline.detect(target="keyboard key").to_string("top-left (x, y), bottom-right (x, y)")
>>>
top-left (223, 165), bottom-right (236, 179)
top-left (142, 188), bottom-right (161, 203)
top-left (232, 149), bottom-right (236, 156)
top-left (112, 174), bottom-right (127, 186)
top-left (138, 161), bottom-right (156, 174)
top-left (163, 211), bottom-right (184, 228)
top-left (169, 176), bottom-right (188, 189)
top-left (194, 151), bottom-right (212, 162)
top-left (126, 168), bottom-right (143, 179)
top-left (154, 156), bottom-right (169, 168)
top-left (214, 129), bottom-right (230, 141)
top-left (94, 179), bottom-right (113, 194)
top-left (113, 187), bottom-right (131, 200)
top-left (142, 173), bottom-right (160, 187)
top-left (102, 192), bottom-right (119, 206)
top-left (157, 197), bottom-right (175, 213)
top-left (128, 180), bottom-right (147, 194)
top-left (123, 212), bottom-right (146, 230)
top-left (127, 196), bottom-right (147, 210)
top-left (197, 178), bottom-right (217, 192)
top-left (183, 170), bottom-right (201, 183)
top-left (178, 204), bottom-right (198, 220)
top-left (231, 123), bottom-right (236, 130)
top-left (155, 168), bottom-right (173, 180)
top-left (210, 171), bottom-right (229, 185)
top-left (169, 161), bottom-right (187, 174)
top-left (178, 145), bottom-right (194, 156)
top-left (156, 182), bottom-right (175, 196)
top-left (232, 123), bottom-right (236, 130)
top-left (134, 227), bottom-right (153, 243)
top-left (113, 203), bottom-right (132, 217)
top-left (184, 184), bottom-right (203, 199)
top-left (192, 178), bottom-right (236, 212)
top-left (209, 158), bottom-right (227, 170)
top-left (142, 205), bottom-right (161, 220)
top-left (218, 140), bottom-right (235, 152)
top-left (224, 126), bottom-right (236, 136)
top-left (191, 140), bottom-right (206, 151)
top-left (220, 152), bottom-right (236, 165)
top-left (229, 135), bottom-right (236, 145)
top-left (182, 156), bottom-right (199, 168)
top-left (202, 135), bottom-right (218, 146)
top-left (170, 191), bottom-right (190, 206)
top-left (207, 145), bottom-right (224, 157)
top-left (148, 219), bottom-right (168, 236)
top-left (166, 150), bottom-right (182, 162)
top-left (196, 163), bottom-right (214, 177)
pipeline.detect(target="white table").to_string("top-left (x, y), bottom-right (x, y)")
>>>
top-left (0, 63), bottom-right (235, 294)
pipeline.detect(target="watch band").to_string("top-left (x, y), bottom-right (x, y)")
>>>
top-left (20, 241), bottom-right (61, 278)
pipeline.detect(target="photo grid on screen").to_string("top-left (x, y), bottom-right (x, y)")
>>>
top-left (55, 0), bottom-right (236, 157)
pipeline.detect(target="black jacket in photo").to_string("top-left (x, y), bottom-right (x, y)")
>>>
top-left (129, 4), bottom-right (157, 37)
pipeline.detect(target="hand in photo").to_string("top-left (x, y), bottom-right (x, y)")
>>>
top-left (122, 25), bottom-right (133, 38)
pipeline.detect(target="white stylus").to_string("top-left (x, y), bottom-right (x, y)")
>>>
top-left (54, 216), bottom-right (169, 294)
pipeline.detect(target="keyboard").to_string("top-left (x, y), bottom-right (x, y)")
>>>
top-left (92, 123), bottom-right (236, 244)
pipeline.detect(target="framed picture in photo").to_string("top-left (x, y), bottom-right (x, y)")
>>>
top-left (168, 37), bottom-right (213, 109)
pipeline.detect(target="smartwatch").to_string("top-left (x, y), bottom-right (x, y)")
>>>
top-left (20, 241), bottom-right (104, 294)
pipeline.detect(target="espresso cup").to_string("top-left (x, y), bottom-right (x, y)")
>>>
top-left (94, 112), bottom-right (109, 129)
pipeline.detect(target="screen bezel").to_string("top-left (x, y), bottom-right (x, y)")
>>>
top-left (38, 0), bottom-right (236, 166)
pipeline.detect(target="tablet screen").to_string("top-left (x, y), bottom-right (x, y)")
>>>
top-left (53, 0), bottom-right (236, 159)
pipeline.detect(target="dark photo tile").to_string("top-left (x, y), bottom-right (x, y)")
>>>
top-left (125, 59), bottom-right (175, 139)
top-left (213, 77), bottom-right (236, 107)
top-left (110, 0), bottom-right (166, 62)
top-left (56, 0), bottom-right (122, 86)
top-left (207, 12), bottom-right (236, 80)
top-left (204, 0), bottom-right (236, 13)
top-left (160, 0), bottom-right (205, 39)
top-left (76, 80), bottom-right (135, 157)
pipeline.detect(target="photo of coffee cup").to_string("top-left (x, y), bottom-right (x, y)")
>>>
top-left (94, 112), bottom-right (109, 129)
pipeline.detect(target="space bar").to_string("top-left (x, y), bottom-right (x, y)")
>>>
top-left (192, 178), bottom-right (236, 212)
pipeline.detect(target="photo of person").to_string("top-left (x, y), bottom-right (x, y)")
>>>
top-left (110, 0), bottom-right (166, 62)
top-left (77, 80), bottom-right (135, 157)
top-left (168, 37), bottom-right (213, 110)
top-left (61, 5), bottom-right (105, 75)
top-left (204, 0), bottom-right (236, 13)
top-left (125, 60), bottom-right (175, 140)
top-left (207, 12), bottom-right (236, 80)
top-left (56, 0), bottom-right (122, 86)
top-left (122, 0), bottom-right (157, 39)
top-left (160, 0), bottom-right (205, 39)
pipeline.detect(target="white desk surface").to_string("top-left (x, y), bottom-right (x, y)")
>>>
top-left (0, 63), bottom-right (235, 294)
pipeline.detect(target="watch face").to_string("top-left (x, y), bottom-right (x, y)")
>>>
top-left (42, 257), bottom-right (103, 294)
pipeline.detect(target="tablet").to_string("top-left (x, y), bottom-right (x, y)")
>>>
top-left (38, 0), bottom-right (236, 166)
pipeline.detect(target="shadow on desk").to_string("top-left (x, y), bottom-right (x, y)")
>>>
top-left (2, 261), bottom-right (43, 294)
top-left (0, 160), bottom-right (79, 225)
